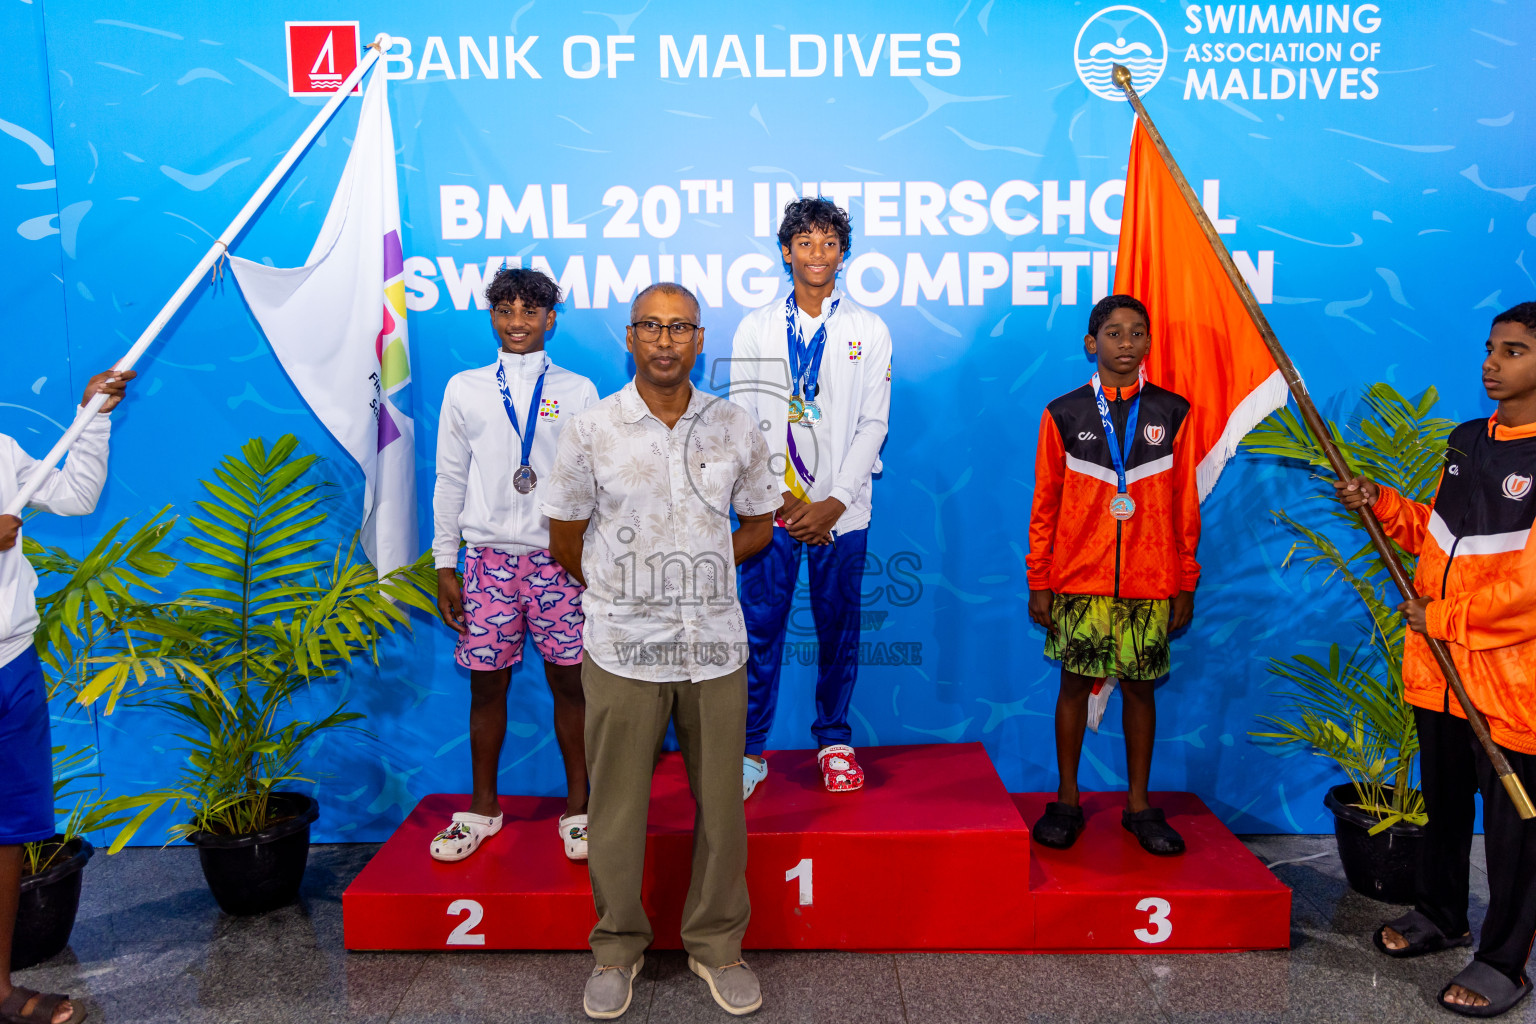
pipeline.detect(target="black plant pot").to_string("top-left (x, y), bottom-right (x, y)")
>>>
top-left (190, 792), bottom-right (319, 916)
top-left (12, 836), bottom-right (93, 970)
top-left (1324, 783), bottom-right (1424, 904)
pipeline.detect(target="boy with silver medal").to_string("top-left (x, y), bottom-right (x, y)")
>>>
top-left (431, 267), bottom-right (600, 864)
top-left (1026, 295), bottom-right (1202, 857)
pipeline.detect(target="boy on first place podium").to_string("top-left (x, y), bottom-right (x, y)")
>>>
top-left (729, 197), bottom-right (892, 799)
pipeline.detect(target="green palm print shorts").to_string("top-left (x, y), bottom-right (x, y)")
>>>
top-left (1044, 593), bottom-right (1171, 681)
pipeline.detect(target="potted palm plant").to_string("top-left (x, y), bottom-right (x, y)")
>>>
top-left (12, 748), bottom-right (122, 969)
top-left (1245, 383), bottom-right (1454, 902)
top-left (15, 513), bottom-right (175, 967)
top-left (83, 435), bottom-right (433, 915)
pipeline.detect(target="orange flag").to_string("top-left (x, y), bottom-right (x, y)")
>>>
top-left (1114, 119), bottom-right (1285, 502)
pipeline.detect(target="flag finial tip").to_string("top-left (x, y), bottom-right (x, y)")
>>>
top-left (1112, 64), bottom-right (1132, 90)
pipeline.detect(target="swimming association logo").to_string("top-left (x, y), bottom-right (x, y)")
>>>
top-left (1074, 6), bottom-right (1167, 102)
top-left (1502, 473), bottom-right (1532, 500)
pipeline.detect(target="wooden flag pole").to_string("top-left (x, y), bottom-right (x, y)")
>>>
top-left (1112, 63), bottom-right (1534, 818)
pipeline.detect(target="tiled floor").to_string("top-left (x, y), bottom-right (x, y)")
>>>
top-left (13, 836), bottom-right (1534, 1023)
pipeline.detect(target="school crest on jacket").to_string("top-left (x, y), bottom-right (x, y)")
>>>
top-left (1374, 416), bottom-right (1536, 753)
top-left (1026, 380), bottom-right (1201, 601)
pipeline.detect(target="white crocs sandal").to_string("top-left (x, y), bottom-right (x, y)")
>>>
top-left (429, 811), bottom-right (503, 862)
top-left (743, 756), bottom-right (768, 800)
top-left (559, 813), bottom-right (589, 861)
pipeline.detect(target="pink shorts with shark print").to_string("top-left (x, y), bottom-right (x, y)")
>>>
top-left (454, 546), bottom-right (585, 670)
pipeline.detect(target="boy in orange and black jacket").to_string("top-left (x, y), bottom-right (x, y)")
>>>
top-left (1027, 294), bottom-right (1200, 857)
top-left (1339, 301), bottom-right (1536, 1018)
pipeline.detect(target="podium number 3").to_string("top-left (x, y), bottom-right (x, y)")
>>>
top-left (1134, 897), bottom-right (1172, 944)
top-left (785, 858), bottom-right (813, 906)
top-left (447, 898), bottom-right (486, 946)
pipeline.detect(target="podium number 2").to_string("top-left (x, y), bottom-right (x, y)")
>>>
top-left (785, 858), bottom-right (813, 906)
top-left (1134, 897), bottom-right (1171, 944)
top-left (447, 899), bottom-right (486, 946)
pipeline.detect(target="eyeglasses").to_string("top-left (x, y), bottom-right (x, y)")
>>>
top-left (629, 320), bottom-right (700, 341)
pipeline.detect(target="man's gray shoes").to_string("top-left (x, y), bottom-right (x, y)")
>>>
top-left (687, 956), bottom-right (763, 1015)
top-left (583, 955), bottom-right (644, 1019)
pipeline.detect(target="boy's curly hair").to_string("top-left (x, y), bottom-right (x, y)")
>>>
top-left (485, 266), bottom-right (561, 310)
top-left (777, 197), bottom-right (852, 257)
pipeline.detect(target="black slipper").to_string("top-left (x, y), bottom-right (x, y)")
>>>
top-left (1122, 807), bottom-right (1185, 856)
top-left (0, 986), bottom-right (86, 1024)
top-left (1372, 909), bottom-right (1472, 959)
top-left (1438, 962), bottom-right (1531, 1018)
top-left (1032, 801), bottom-right (1085, 849)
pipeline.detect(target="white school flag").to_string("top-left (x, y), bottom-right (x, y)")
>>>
top-left (229, 66), bottom-right (417, 575)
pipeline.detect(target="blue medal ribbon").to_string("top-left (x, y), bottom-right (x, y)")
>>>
top-left (784, 292), bottom-right (838, 402)
top-left (1093, 374), bottom-right (1140, 498)
top-left (496, 357), bottom-right (548, 471)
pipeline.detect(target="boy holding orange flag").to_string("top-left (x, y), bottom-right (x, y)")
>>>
top-left (1339, 302), bottom-right (1536, 1018)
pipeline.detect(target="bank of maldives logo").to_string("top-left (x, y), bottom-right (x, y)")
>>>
top-left (1074, 6), bottom-right (1167, 102)
top-left (286, 22), bottom-right (361, 97)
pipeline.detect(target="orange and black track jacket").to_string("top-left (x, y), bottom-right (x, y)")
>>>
top-left (1373, 415), bottom-right (1536, 754)
top-left (1027, 379), bottom-right (1201, 600)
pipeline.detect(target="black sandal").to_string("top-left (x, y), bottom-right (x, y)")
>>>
top-left (1438, 962), bottom-right (1531, 1018)
top-left (0, 987), bottom-right (85, 1024)
top-left (1032, 801), bottom-right (1085, 849)
top-left (1122, 807), bottom-right (1185, 856)
top-left (1372, 909), bottom-right (1472, 959)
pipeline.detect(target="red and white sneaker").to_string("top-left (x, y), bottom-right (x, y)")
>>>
top-left (818, 744), bottom-right (865, 792)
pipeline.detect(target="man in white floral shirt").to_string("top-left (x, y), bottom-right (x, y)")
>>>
top-left (542, 283), bottom-right (778, 1020)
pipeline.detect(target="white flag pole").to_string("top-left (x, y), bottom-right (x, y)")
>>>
top-left (3, 33), bottom-right (390, 517)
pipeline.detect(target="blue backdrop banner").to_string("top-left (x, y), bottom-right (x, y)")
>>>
top-left (3, 0), bottom-right (1533, 842)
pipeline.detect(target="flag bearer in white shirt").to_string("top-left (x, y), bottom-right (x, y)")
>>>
top-left (430, 267), bottom-right (600, 863)
top-left (729, 197), bottom-right (892, 797)
top-left (1, 368), bottom-right (133, 1024)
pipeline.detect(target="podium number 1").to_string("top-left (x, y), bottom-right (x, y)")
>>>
top-left (1134, 897), bottom-right (1172, 944)
top-left (447, 898), bottom-right (486, 946)
top-left (785, 858), bottom-right (813, 906)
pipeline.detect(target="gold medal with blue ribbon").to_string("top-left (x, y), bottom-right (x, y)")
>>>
top-left (785, 292), bottom-right (837, 430)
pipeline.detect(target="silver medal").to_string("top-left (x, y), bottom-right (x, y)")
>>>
top-left (513, 464), bottom-right (537, 494)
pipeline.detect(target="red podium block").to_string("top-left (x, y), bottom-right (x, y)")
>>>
top-left (1013, 791), bottom-right (1291, 952)
top-left (343, 791), bottom-right (595, 951)
top-left (343, 745), bottom-right (1289, 954)
top-left (344, 743), bottom-right (1034, 952)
